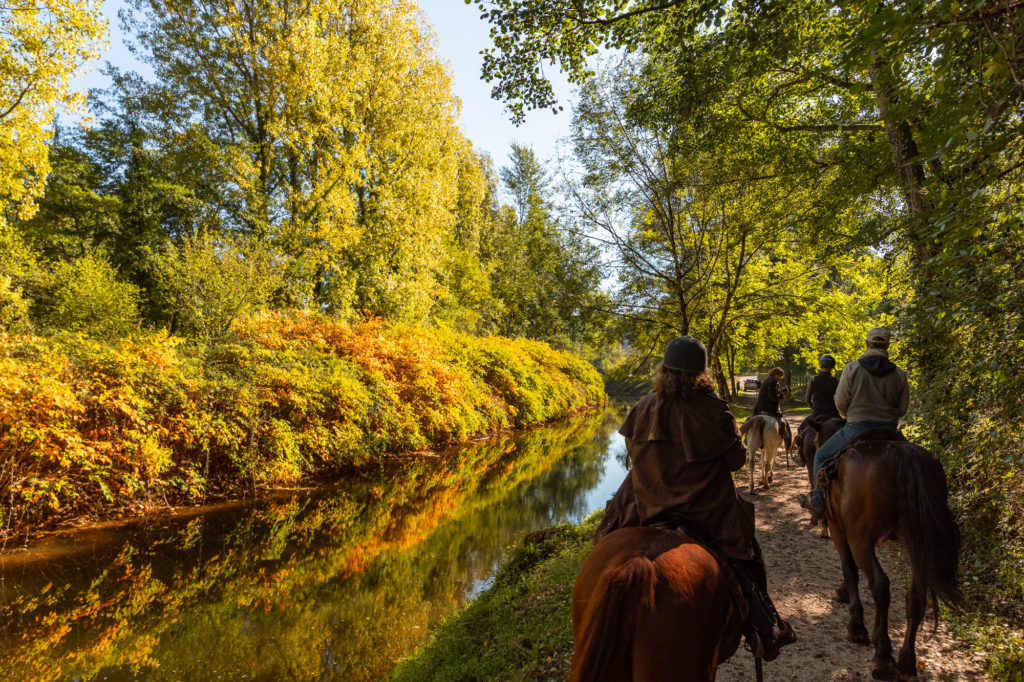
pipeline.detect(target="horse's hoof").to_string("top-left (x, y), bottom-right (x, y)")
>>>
top-left (834, 584), bottom-right (850, 602)
top-left (871, 655), bottom-right (899, 680)
top-left (846, 625), bottom-right (870, 645)
top-left (897, 656), bottom-right (919, 681)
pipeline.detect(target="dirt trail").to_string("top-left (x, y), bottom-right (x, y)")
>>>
top-left (715, 418), bottom-right (988, 681)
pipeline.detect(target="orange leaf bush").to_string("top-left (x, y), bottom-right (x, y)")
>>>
top-left (0, 312), bottom-right (605, 533)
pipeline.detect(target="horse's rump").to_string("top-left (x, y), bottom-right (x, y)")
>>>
top-left (807, 413), bottom-right (835, 428)
top-left (571, 527), bottom-right (744, 681)
top-left (804, 416), bottom-right (845, 442)
top-left (740, 414), bottom-right (779, 439)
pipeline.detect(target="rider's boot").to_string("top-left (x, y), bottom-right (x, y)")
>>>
top-left (753, 585), bottom-right (797, 661)
top-left (730, 543), bottom-right (796, 662)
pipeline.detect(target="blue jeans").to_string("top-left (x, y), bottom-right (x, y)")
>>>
top-left (810, 421), bottom-right (897, 508)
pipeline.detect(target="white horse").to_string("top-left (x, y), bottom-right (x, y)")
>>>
top-left (739, 415), bottom-right (787, 493)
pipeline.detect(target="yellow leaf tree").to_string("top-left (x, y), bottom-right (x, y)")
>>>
top-left (0, 0), bottom-right (106, 221)
top-left (0, 0), bottom-right (106, 329)
top-left (121, 0), bottom-right (466, 320)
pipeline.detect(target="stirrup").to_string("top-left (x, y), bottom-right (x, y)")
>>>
top-left (761, 620), bottom-right (797, 662)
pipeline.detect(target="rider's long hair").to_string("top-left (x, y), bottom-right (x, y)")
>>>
top-left (652, 363), bottom-right (716, 401)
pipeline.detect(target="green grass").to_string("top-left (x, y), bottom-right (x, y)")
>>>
top-left (731, 403), bottom-right (753, 419)
top-left (387, 515), bottom-right (602, 681)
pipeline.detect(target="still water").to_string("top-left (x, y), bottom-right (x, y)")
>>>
top-left (0, 404), bottom-right (630, 681)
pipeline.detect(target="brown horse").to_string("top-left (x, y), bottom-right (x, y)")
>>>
top-left (822, 436), bottom-right (961, 681)
top-left (799, 416), bottom-right (845, 537)
top-left (570, 526), bottom-right (745, 681)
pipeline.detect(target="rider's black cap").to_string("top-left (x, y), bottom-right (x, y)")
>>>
top-left (663, 336), bottom-right (708, 373)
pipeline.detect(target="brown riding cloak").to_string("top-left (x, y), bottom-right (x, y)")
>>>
top-left (596, 391), bottom-right (756, 561)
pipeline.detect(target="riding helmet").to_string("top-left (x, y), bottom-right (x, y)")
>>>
top-left (663, 335), bottom-right (708, 373)
top-left (819, 354), bottom-right (836, 370)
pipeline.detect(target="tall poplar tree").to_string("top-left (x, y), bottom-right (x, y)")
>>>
top-left (119, 0), bottom-right (466, 319)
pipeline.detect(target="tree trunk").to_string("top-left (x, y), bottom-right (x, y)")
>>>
top-left (869, 58), bottom-right (937, 265)
top-left (713, 354), bottom-right (731, 399)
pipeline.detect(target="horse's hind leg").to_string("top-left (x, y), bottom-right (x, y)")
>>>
top-left (852, 543), bottom-right (897, 681)
top-left (830, 528), bottom-right (869, 644)
top-left (897, 575), bottom-right (926, 681)
top-left (748, 441), bottom-right (757, 494)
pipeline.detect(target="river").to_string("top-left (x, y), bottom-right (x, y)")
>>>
top-left (0, 404), bottom-right (630, 681)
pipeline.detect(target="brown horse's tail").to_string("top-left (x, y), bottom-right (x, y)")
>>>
top-left (571, 554), bottom-right (657, 682)
top-left (891, 444), bottom-right (963, 610)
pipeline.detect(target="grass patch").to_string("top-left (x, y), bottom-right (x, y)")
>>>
top-left (388, 514), bottom-right (602, 681)
top-left (731, 403), bottom-right (753, 420)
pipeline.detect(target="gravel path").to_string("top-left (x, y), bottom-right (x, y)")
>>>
top-left (715, 431), bottom-right (989, 681)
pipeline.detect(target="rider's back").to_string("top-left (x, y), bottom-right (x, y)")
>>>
top-left (835, 350), bottom-right (909, 423)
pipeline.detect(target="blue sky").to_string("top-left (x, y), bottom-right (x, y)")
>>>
top-left (73, 0), bottom-right (576, 172)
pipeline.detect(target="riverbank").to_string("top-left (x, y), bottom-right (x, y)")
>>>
top-left (388, 516), bottom-right (602, 681)
top-left (390, 434), bottom-right (993, 681)
top-left (0, 310), bottom-right (605, 539)
top-left (0, 408), bottom-right (620, 681)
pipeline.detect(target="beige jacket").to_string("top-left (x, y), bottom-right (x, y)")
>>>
top-left (835, 349), bottom-right (909, 423)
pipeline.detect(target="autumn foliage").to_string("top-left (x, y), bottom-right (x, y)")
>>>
top-left (0, 311), bottom-right (605, 534)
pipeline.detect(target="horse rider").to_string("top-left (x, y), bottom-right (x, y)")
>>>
top-left (753, 366), bottom-right (792, 444)
top-left (597, 336), bottom-right (796, 661)
top-left (792, 354), bottom-right (841, 451)
top-left (798, 328), bottom-right (910, 521)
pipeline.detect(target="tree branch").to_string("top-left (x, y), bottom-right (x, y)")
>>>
top-left (571, 0), bottom-right (689, 26)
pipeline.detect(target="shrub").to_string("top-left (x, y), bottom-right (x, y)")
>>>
top-left (0, 225), bottom-right (35, 331)
top-left (157, 233), bottom-right (283, 342)
top-left (0, 310), bottom-right (606, 534)
top-left (40, 252), bottom-right (141, 337)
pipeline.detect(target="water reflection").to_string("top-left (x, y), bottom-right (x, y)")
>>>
top-left (0, 404), bottom-right (629, 681)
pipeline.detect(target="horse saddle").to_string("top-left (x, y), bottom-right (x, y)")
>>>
top-left (851, 428), bottom-right (906, 444)
top-left (816, 429), bottom-right (908, 489)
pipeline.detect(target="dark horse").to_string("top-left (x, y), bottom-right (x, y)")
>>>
top-left (821, 435), bottom-right (961, 681)
top-left (570, 526), bottom-right (745, 681)
top-left (800, 416), bottom-right (846, 537)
